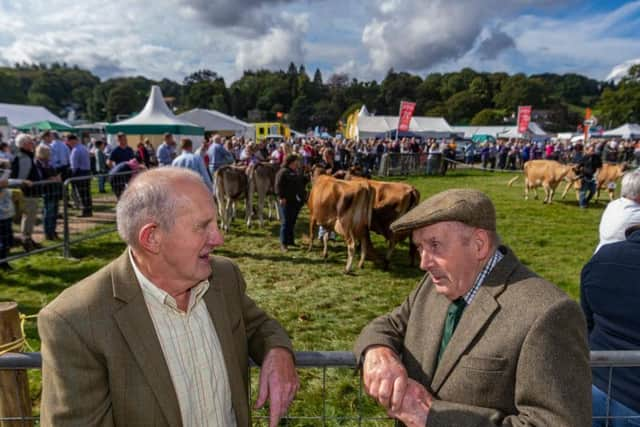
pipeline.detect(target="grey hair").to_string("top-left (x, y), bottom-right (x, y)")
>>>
top-left (15, 133), bottom-right (33, 149)
top-left (116, 168), bottom-right (208, 247)
top-left (621, 170), bottom-right (640, 200)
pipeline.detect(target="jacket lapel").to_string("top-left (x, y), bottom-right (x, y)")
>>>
top-left (419, 289), bottom-right (449, 380)
top-left (110, 251), bottom-right (182, 427)
top-left (431, 247), bottom-right (517, 392)
top-left (205, 263), bottom-right (249, 427)
top-left (431, 286), bottom-right (499, 392)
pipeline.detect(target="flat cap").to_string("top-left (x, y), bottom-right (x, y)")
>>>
top-left (390, 188), bottom-right (496, 234)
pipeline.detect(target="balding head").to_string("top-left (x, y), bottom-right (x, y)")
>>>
top-left (116, 168), bottom-right (211, 248)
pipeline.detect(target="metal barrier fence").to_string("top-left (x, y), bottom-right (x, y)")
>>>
top-left (1, 351), bottom-right (639, 425)
top-left (0, 171), bottom-right (135, 265)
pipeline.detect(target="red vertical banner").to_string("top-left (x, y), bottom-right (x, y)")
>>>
top-left (517, 106), bottom-right (532, 134)
top-left (397, 101), bottom-right (416, 132)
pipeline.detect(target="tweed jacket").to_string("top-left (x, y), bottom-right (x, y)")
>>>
top-left (38, 251), bottom-right (293, 427)
top-left (354, 246), bottom-right (591, 427)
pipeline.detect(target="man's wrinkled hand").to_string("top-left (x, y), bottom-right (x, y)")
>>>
top-left (255, 347), bottom-right (299, 427)
top-left (362, 346), bottom-right (408, 411)
top-left (386, 379), bottom-right (433, 427)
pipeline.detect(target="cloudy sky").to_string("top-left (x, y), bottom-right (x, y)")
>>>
top-left (0, 0), bottom-right (639, 83)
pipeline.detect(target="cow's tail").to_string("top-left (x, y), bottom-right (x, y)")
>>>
top-left (408, 188), bottom-right (420, 210)
top-left (507, 175), bottom-right (520, 187)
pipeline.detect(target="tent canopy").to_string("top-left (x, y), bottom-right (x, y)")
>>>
top-left (17, 120), bottom-right (75, 132)
top-left (356, 113), bottom-right (453, 139)
top-left (602, 123), bottom-right (640, 139)
top-left (177, 109), bottom-right (250, 137)
top-left (0, 103), bottom-right (70, 128)
top-left (106, 86), bottom-right (204, 135)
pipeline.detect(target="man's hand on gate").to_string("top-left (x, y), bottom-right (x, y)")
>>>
top-left (255, 347), bottom-right (299, 427)
top-left (386, 379), bottom-right (433, 427)
top-left (362, 345), bottom-right (408, 411)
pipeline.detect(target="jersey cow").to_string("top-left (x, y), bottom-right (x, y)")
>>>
top-left (215, 165), bottom-right (249, 232)
top-left (508, 160), bottom-right (578, 204)
top-left (246, 162), bottom-right (280, 228)
top-left (307, 174), bottom-right (374, 273)
top-left (349, 176), bottom-right (420, 268)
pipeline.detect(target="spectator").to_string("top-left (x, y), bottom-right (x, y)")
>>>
top-left (156, 132), bottom-right (176, 166)
top-left (68, 134), bottom-right (92, 217)
top-left (107, 132), bottom-right (135, 168)
top-left (144, 138), bottom-right (157, 166)
top-left (578, 144), bottom-right (603, 208)
top-left (38, 168), bottom-right (298, 426)
top-left (49, 131), bottom-right (71, 180)
top-left (595, 169), bottom-right (640, 252)
top-left (93, 140), bottom-right (109, 193)
top-left (354, 189), bottom-right (591, 426)
top-left (135, 141), bottom-right (151, 168)
top-left (0, 158), bottom-right (16, 270)
top-left (10, 133), bottom-right (40, 252)
top-left (207, 134), bottom-right (234, 176)
top-left (275, 154), bottom-right (306, 252)
top-left (109, 158), bottom-right (144, 199)
top-left (171, 138), bottom-right (212, 192)
top-left (34, 144), bottom-right (62, 241)
top-left (581, 223), bottom-right (640, 426)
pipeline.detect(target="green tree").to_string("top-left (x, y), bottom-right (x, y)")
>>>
top-left (105, 81), bottom-right (146, 121)
top-left (288, 95), bottom-right (314, 130)
top-left (470, 109), bottom-right (506, 125)
top-left (0, 71), bottom-right (27, 103)
top-left (446, 91), bottom-right (483, 125)
top-left (493, 74), bottom-right (547, 113)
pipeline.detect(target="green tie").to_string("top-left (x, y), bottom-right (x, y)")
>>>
top-left (438, 298), bottom-right (467, 362)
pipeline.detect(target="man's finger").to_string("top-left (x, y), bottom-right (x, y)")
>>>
top-left (255, 372), bottom-right (269, 409)
top-left (377, 378), bottom-right (393, 409)
top-left (391, 374), bottom-right (407, 411)
top-left (269, 393), bottom-right (283, 427)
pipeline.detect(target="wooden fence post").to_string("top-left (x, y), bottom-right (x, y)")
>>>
top-left (0, 302), bottom-right (33, 426)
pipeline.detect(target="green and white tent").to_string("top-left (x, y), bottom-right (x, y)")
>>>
top-left (105, 85), bottom-right (204, 149)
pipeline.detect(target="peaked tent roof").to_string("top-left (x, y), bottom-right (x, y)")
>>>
top-left (602, 123), bottom-right (640, 139)
top-left (177, 108), bottom-right (250, 132)
top-left (106, 86), bottom-right (204, 135)
top-left (0, 103), bottom-right (70, 127)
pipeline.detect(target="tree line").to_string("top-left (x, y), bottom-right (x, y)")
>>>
top-left (1, 61), bottom-right (637, 133)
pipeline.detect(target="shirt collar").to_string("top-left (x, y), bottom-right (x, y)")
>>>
top-left (128, 247), bottom-right (209, 314)
top-left (462, 248), bottom-right (504, 305)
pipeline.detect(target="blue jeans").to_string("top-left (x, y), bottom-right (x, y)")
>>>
top-left (580, 178), bottom-right (597, 207)
top-left (97, 174), bottom-right (107, 192)
top-left (42, 197), bottom-right (60, 238)
top-left (278, 202), bottom-right (301, 246)
top-left (592, 385), bottom-right (640, 426)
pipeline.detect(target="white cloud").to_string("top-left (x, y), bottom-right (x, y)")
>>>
top-left (235, 13), bottom-right (309, 72)
top-left (606, 59), bottom-right (640, 82)
top-left (359, 0), bottom-right (576, 75)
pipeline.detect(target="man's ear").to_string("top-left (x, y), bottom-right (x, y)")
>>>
top-left (138, 223), bottom-right (161, 254)
top-left (473, 228), bottom-right (491, 260)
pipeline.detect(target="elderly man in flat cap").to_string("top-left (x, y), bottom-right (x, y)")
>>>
top-left (354, 189), bottom-right (591, 427)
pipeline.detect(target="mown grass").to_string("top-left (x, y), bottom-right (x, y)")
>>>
top-left (0, 168), bottom-right (605, 425)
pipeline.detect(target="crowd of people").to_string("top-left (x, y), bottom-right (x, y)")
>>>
top-left (0, 124), bottom-right (637, 424)
top-left (32, 161), bottom-right (640, 426)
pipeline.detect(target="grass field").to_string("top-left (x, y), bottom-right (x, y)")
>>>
top-left (1, 167), bottom-right (606, 425)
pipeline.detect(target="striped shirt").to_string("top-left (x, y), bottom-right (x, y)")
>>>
top-left (463, 249), bottom-right (504, 305)
top-left (129, 249), bottom-right (237, 427)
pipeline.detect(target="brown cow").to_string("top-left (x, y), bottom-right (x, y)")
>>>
top-left (561, 162), bottom-right (628, 202)
top-left (508, 160), bottom-right (577, 204)
top-left (215, 165), bottom-right (249, 232)
top-left (307, 174), bottom-right (374, 273)
top-left (246, 162), bottom-right (280, 228)
top-left (349, 176), bottom-right (420, 268)
top-left (596, 163), bottom-right (628, 201)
